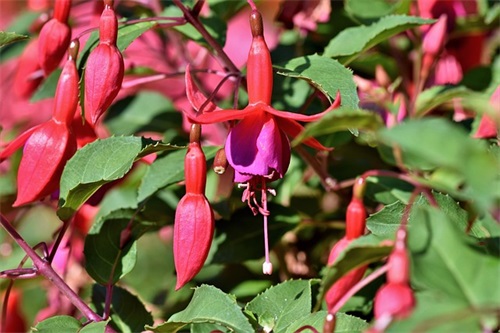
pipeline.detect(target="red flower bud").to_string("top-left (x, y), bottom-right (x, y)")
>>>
top-left (325, 236), bottom-right (367, 311)
top-left (247, 10), bottom-right (273, 105)
top-left (345, 197), bottom-right (366, 240)
top-left (84, 5), bottom-right (124, 125)
top-left (37, 0), bottom-right (72, 75)
top-left (374, 282), bottom-right (415, 319)
top-left (174, 142), bottom-right (214, 290)
top-left (387, 246), bottom-right (410, 285)
top-left (52, 40), bottom-right (79, 125)
top-left (13, 120), bottom-right (76, 206)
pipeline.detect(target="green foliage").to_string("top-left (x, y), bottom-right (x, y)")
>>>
top-left (0, 31), bottom-right (28, 48)
top-left (58, 136), bottom-right (182, 220)
top-left (323, 15), bottom-right (434, 64)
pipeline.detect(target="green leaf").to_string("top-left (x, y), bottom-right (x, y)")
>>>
top-left (58, 136), bottom-right (182, 220)
top-left (378, 118), bottom-right (500, 212)
top-left (365, 176), bottom-right (414, 204)
top-left (91, 285), bottom-right (153, 333)
top-left (407, 206), bottom-right (500, 325)
top-left (31, 315), bottom-right (82, 333)
top-left (345, 0), bottom-right (412, 23)
top-left (137, 146), bottom-right (218, 202)
top-left (211, 203), bottom-right (299, 264)
top-left (275, 54), bottom-right (359, 109)
top-left (285, 311), bottom-right (368, 333)
top-left (367, 193), bottom-right (488, 239)
top-left (323, 15), bottom-right (434, 64)
top-left (245, 279), bottom-right (315, 333)
top-left (105, 92), bottom-right (181, 135)
top-left (0, 31), bottom-right (28, 47)
top-left (316, 235), bottom-right (392, 309)
top-left (292, 107), bottom-right (383, 147)
top-left (148, 285), bottom-right (254, 333)
top-left (84, 208), bottom-right (162, 284)
top-left (79, 321), bottom-right (108, 333)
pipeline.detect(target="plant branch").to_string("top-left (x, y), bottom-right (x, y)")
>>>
top-left (0, 213), bottom-right (103, 323)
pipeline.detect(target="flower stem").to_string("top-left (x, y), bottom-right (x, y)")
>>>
top-left (0, 213), bottom-right (103, 323)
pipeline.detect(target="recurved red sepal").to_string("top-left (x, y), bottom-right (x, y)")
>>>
top-left (173, 193), bottom-right (214, 290)
top-left (84, 43), bottom-right (124, 125)
top-left (374, 282), bottom-right (415, 319)
top-left (13, 120), bottom-right (76, 206)
top-left (38, 18), bottom-right (71, 75)
top-left (345, 197), bottom-right (366, 240)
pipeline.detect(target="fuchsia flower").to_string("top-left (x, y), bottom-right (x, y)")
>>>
top-left (0, 41), bottom-right (80, 206)
top-left (183, 8), bottom-right (341, 274)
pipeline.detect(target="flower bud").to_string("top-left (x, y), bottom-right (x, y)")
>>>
top-left (84, 5), bottom-right (124, 125)
top-left (14, 38), bottom-right (43, 98)
top-left (213, 148), bottom-right (228, 175)
top-left (374, 282), bottom-right (415, 319)
top-left (345, 198), bottom-right (366, 240)
top-left (38, 18), bottom-right (71, 75)
top-left (52, 40), bottom-right (79, 125)
top-left (184, 142), bottom-right (207, 195)
top-left (13, 120), bottom-right (77, 206)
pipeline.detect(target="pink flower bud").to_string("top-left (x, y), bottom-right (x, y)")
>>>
top-left (345, 198), bottom-right (366, 240)
top-left (374, 282), bottom-right (415, 319)
top-left (423, 14), bottom-right (448, 57)
top-left (84, 5), bottom-right (124, 125)
top-left (52, 40), bottom-right (79, 125)
top-left (38, 18), bottom-right (71, 75)
top-left (14, 38), bottom-right (43, 98)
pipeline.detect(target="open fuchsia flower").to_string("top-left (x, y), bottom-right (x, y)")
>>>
top-left (184, 6), bottom-right (341, 275)
top-left (0, 41), bottom-right (80, 206)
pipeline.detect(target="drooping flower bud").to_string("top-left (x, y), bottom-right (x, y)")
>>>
top-left (174, 141), bottom-right (214, 290)
top-left (37, 0), bottom-right (72, 75)
top-left (247, 10), bottom-right (273, 105)
top-left (84, 3), bottom-right (124, 125)
top-left (346, 177), bottom-right (367, 240)
top-left (374, 282), bottom-right (415, 320)
top-left (14, 38), bottom-right (44, 98)
top-left (52, 40), bottom-right (79, 125)
top-left (421, 14), bottom-right (448, 79)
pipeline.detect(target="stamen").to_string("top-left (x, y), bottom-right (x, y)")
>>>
top-left (261, 178), bottom-right (272, 275)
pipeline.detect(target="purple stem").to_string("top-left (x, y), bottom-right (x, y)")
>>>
top-left (0, 213), bottom-right (102, 323)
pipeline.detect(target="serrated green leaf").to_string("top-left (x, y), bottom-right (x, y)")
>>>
top-left (275, 54), bottom-right (358, 109)
top-left (365, 176), bottom-right (414, 204)
top-left (245, 279), bottom-right (315, 333)
top-left (0, 31), bottom-right (28, 47)
top-left (323, 15), bottom-right (434, 64)
top-left (137, 146), bottom-right (218, 202)
top-left (345, 0), bottom-right (412, 22)
top-left (58, 136), bottom-right (181, 220)
top-left (285, 311), bottom-right (368, 333)
top-left (316, 235), bottom-right (392, 310)
top-left (408, 206), bottom-right (500, 323)
top-left (91, 285), bottom-right (153, 333)
top-left (212, 203), bottom-right (299, 264)
top-left (84, 208), bottom-right (162, 284)
top-left (31, 315), bottom-right (82, 333)
top-left (292, 107), bottom-right (383, 146)
top-left (148, 285), bottom-right (253, 333)
top-left (377, 118), bottom-right (499, 212)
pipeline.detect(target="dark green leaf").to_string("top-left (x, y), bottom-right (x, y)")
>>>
top-left (378, 118), bottom-right (499, 212)
top-left (323, 15), bottom-right (434, 64)
top-left (211, 203), bottom-right (300, 264)
top-left (148, 285), bottom-right (254, 333)
top-left (91, 285), bottom-right (153, 333)
top-left (79, 321), bottom-right (108, 333)
top-left (292, 107), bottom-right (383, 147)
top-left (84, 208), bottom-right (163, 285)
top-left (0, 31), bottom-right (28, 47)
top-left (365, 176), bottom-right (414, 204)
top-left (275, 54), bottom-right (359, 109)
top-left (245, 279), bottom-right (315, 333)
top-left (32, 315), bottom-right (82, 333)
top-left (58, 136), bottom-right (182, 220)
top-left (137, 146), bottom-right (218, 202)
